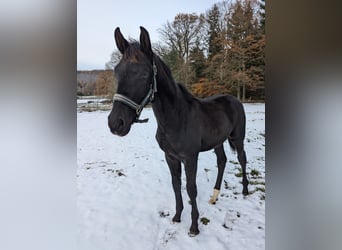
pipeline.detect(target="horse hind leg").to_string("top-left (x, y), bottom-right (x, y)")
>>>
top-left (209, 144), bottom-right (227, 204)
top-left (229, 138), bottom-right (249, 195)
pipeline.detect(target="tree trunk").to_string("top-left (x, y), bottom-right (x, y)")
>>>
top-left (242, 60), bottom-right (246, 102)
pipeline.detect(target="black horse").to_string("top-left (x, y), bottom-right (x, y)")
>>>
top-left (108, 27), bottom-right (248, 236)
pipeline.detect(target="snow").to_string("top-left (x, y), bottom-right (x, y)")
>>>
top-left (77, 103), bottom-right (265, 250)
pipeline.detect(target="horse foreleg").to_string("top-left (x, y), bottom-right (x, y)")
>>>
top-left (165, 153), bottom-right (183, 223)
top-left (184, 155), bottom-right (200, 236)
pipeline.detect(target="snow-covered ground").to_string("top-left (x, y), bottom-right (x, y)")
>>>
top-left (77, 103), bottom-right (265, 250)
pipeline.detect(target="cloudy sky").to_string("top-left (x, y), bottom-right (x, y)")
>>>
top-left (77, 0), bottom-right (219, 70)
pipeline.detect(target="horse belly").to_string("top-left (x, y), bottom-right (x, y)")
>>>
top-left (200, 119), bottom-right (231, 151)
top-left (200, 135), bottom-right (228, 151)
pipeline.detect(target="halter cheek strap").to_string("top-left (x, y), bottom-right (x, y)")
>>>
top-left (113, 60), bottom-right (157, 122)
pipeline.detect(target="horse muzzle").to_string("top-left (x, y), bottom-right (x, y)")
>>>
top-left (108, 115), bottom-right (132, 137)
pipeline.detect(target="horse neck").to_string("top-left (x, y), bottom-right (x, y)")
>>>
top-left (151, 58), bottom-right (184, 127)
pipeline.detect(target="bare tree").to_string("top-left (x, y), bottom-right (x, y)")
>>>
top-left (159, 13), bottom-right (205, 86)
top-left (159, 13), bottom-right (205, 63)
top-left (105, 50), bottom-right (122, 70)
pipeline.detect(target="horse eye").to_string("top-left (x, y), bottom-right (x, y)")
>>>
top-left (141, 73), bottom-right (149, 79)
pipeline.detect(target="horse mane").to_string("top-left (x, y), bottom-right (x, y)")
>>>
top-left (154, 55), bottom-right (196, 103)
top-left (122, 41), bottom-right (196, 103)
top-left (176, 82), bottom-right (197, 102)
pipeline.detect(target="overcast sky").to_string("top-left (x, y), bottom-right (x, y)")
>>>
top-left (77, 0), bottom-right (219, 70)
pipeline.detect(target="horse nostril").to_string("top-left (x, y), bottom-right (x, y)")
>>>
top-left (117, 118), bottom-right (124, 130)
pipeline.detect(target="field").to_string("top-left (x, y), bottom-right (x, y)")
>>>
top-left (77, 103), bottom-right (265, 250)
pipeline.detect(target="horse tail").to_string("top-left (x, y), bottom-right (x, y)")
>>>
top-left (228, 139), bottom-right (236, 152)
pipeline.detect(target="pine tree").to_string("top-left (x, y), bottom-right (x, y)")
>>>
top-left (206, 4), bottom-right (223, 59)
top-left (227, 0), bottom-right (259, 101)
top-left (190, 44), bottom-right (206, 81)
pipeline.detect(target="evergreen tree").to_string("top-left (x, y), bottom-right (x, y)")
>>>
top-left (226, 0), bottom-right (259, 101)
top-left (189, 44), bottom-right (206, 81)
top-left (206, 4), bottom-right (223, 59)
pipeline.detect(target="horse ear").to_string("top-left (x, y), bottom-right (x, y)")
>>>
top-left (114, 27), bottom-right (129, 54)
top-left (139, 26), bottom-right (152, 57)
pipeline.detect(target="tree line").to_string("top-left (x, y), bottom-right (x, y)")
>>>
top-left (77, 70), bottom-right (115, 97)
top-left (104, 0), bottom-right (265, 101)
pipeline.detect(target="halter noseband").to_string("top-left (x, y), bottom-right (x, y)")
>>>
top-left (113, 60), bottom-right (157, 122)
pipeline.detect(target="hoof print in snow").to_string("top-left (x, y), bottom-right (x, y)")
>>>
top-left (159, 211), bottom-right (170, 218)
top-left (106, 169), bottom-right (126, 177)
top-left (115, 170), bottom-right (126, 177)
top-left (162, 229), bottom-right (176, 245)
top-left (222, 224), bottom-right (233, 230)
top-left (223, 210), bottom-right (237, 230)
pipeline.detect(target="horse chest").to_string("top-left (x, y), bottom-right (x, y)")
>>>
top-left (155, 130), bottom-right (190, 159)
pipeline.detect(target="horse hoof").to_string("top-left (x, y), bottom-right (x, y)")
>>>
top-left (172, 216), bottom-right (181, 223)
top-left (208, 198), bottom-right (217, 204)
top-left (188, 230), bottom-right (200, 237)
top-left (208, 189), bottom-right (220, 204)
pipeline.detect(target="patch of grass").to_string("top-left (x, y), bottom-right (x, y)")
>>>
top-left (249, 180), bottom-right (265, 186)
top-left (250, 169), bottom-right (260, 177)
top-left (235, 168), bottom-right (243, 178)
top-left (235, 172), bottom-right (243, 178)
top-left (200, 217), bottom-right (210, 225)
top-left (255, 186), bottom-right (265, 193)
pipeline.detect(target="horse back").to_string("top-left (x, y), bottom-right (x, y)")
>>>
top-left (197, 94), bottom-right (246, 150)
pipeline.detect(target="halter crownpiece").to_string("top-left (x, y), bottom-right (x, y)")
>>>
top-left (113, 60), bottom-right (157, 123)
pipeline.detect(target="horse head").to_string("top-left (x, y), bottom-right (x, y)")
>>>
top-left (108, 27), bottom-right (155, 136)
